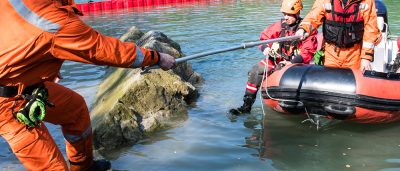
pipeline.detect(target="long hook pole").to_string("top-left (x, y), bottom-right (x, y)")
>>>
top-left (144, 35), bottom-right (302, 70)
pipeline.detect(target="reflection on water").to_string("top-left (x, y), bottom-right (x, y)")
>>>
top-left (258, 106), bottom-right (400, 171)
top-left (0, 0), bottom-right (399, 170)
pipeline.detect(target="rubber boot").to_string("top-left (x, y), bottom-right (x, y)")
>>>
top-left (87, 159), bottom-right (111, 171)
top-left (229, 95), bottom-right (256, 115)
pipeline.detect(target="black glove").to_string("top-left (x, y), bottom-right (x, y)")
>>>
top-left (158, 52), bottom-right (176, 70)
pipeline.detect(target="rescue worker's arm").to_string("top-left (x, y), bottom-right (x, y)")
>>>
top-left (51, 12), bottom-right (167, 69)
top-left (298, 0), bottom-right (326, 35)
top-left (259, 22), bottom-right (281, 53)
top-left (297, 31), bottom-right (318, 64)
top-left (360, 0), bottom-right (382, 62)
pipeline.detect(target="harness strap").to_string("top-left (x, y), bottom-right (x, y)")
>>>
top-left (331, 0), bottom-right (336, 21)
top-left (353, 3), bottom-right (360, 23)
top-left (325, 20), bottom-right (359, 27)
top-left (335, 11), bottom-right (358, 17)
top-left (0, 85), bottom-right (39, 98)
top-left (0, 86), bottom-right (18, 97)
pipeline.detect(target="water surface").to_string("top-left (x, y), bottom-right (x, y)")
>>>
top-left (1, 0), bottom-right (399, 170)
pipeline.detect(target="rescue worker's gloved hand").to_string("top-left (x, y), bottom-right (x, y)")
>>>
top-left (263, 47), bottom-right (271, 56)
top-left (271, 43), bottom-right (280, 53)
top-left (295, 28), bottom-right (309, 40)
top-left (158, 53), bottom-right (176, 71)
top-left (360, 58), bottom-right (372, 71)
top-left (263, 43), bottom-right (280, 58)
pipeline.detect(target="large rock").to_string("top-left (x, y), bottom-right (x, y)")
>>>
top-left (119, 26), bottom-right (144, 43)
top-left (121, 26), bottom-right (203, 86)
top-left (91, 26), bottom-right (202, 151)
top-left (138, 30), bottom-right (203, 86)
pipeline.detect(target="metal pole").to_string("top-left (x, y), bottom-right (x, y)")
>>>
top-left (144, 35), bottom-right (302, 70)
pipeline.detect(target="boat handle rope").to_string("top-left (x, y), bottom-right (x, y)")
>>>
top-left (259, 51), bottom-right (327, 130)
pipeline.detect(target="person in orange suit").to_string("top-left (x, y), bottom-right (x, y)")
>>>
top-left (0, 0), bottom-right (176, 170)
top-left (296, 0), bottom-right (382, 71)
top-left (229, 0), bottom-right (318, 114)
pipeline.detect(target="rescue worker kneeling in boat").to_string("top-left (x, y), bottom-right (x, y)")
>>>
top-left (295, 0), bottom-right (382, 71)
top-left (0, 0), bottom-right (176, 170)
top-left (229, 0), bottom-right (318, 115)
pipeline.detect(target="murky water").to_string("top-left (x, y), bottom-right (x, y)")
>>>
top-left (1, 0), bottom-right (400, 170)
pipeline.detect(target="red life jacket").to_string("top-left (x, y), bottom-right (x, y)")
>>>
top-left (278, 19), bottom-right (301, 60)
top-left (323, 0), bottom-right (364, 48)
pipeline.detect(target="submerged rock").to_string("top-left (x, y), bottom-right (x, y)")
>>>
top-left (91, 26), bottom-right (203, 151)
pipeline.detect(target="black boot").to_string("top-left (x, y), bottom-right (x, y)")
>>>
top-left (229, 95), bottom-right (255, 115)
top-left (87, 159), bottom-right (111, 171)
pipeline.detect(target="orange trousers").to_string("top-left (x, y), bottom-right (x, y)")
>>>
top-left (323, 43), bottom-right (362, 69)
top-left (0, 82), bottom-right (93, 171)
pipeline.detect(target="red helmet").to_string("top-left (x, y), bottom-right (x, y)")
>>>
top-left (281, 0), bottom-right (303, 14)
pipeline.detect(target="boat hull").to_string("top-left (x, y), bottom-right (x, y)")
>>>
top-left (261, 64), bottom-right (400, 123)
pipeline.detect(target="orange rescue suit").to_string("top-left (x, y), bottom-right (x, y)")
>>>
top-left (0, 0), bottom-right (160, 170)
top-left (299, 0), bottom-right (381, 69)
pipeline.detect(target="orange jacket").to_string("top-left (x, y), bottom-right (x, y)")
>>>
top-left (299, 0), bottom-right (381, 61)
top-left (0, 0), bottom-right (159, 91)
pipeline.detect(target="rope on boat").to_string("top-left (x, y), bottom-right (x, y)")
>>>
top-left (258, 53), bottom-right (325, 130)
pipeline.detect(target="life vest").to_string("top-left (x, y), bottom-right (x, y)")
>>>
top-left (323, 0), bottom-right (364, 48)
top-left (278, 19), bottom-right (301, 60)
